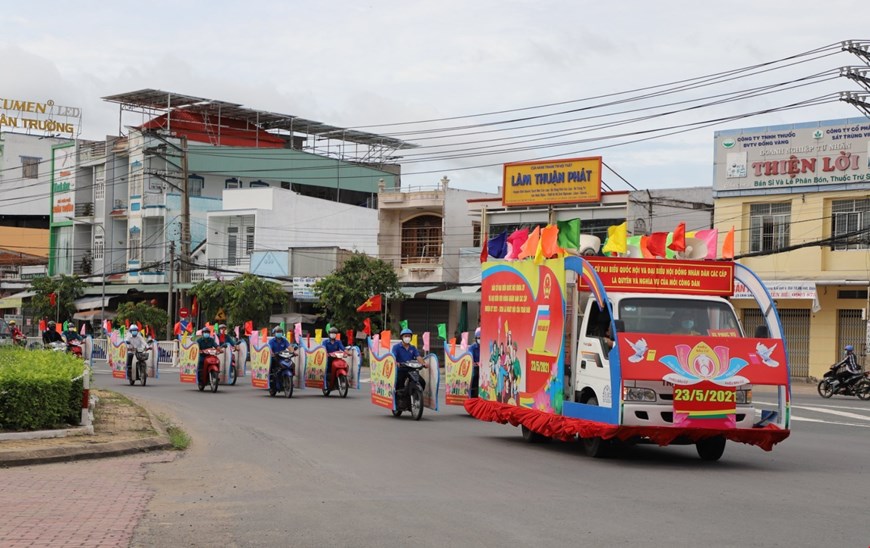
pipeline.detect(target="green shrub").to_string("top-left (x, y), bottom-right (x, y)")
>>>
top-left (0, 347), bottom-right (87, 431)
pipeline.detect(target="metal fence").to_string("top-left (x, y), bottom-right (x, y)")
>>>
top-left (24, 337), bottom-right (180, 368)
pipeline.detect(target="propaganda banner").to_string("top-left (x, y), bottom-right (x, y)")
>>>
top-left (444, 347), bottom-right (474, 406)
top-left (586, 257), bottom-right (734, 296)
top-left (108, 338), bottom-right (127, 379)
top-left (422, 354), bottom-right (440, 411)
top-left (347, 346), bottom-right (362, 389)
top-left (249, 341), bottom-right (270, 389)
top-left (480, 258), bottom-right (567, 414)
top-left (304, 345), bottom-right (328, 389)
top-left (369, 341), bottom-right (397, 410)
top-left (178, 339), bottom-right (199, 384)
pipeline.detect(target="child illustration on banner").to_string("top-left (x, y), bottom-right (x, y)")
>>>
top-left (178, 338), bottom-right (199, 383)
top-left (249, 338), bottom-right (271, 389)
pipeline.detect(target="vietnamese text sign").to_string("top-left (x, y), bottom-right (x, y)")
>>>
top-left (250, 341), bottom-right (270, 389)
top-left (0, 96), bottom-right (80, 135)
top-left (586, 257), bottom-right (734, 296)
top-left (733, 280), bottom-right (816, 300)
top-left (445, 349), bottom-right (474, 406)
top-left (369, 343), bottom-right (397, 409)
top-left (502, 156), bottom-right (602, 207)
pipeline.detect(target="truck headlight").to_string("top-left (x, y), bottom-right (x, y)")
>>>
top-left (623, 387), bottom-right (657, 402)
top-left (736, 389), bottom-right (752, 404)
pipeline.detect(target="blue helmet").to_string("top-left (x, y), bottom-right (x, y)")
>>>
top-left (474, 327), bottom-right (481, 338)
top-left (845, 345), bottom-right (854, 352)
top-left (400, 328), bottom-right (413, 336)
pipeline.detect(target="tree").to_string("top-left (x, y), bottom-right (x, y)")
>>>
top-left (29, 275), bottom-right (87, 323)
top-left (189, 273), bottom-right (287, 329)
top-left (314, 253), bottom-right (404, 333)
top-left (114, 302), bottom-right (169, 340)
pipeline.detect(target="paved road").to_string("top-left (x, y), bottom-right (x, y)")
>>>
top-left (85, 365), bottom-right (870, 548)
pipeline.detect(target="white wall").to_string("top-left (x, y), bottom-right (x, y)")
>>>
top-left (444, 187), bottom-right (498, 283)
top-left (0, 132), bottom-right (71, 217)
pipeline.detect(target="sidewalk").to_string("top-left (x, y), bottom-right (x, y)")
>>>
top-left (0, 389), bottom-right (172, 467)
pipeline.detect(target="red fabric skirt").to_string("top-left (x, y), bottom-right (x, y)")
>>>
top-left (464, 398), bottom-right (789, 451)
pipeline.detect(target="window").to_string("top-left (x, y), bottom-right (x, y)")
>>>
top-left (619, 298), bottom-right (742, 336)
top-left (94, 166), bottom-right (105, 201)
top-left (838, 289), bottom-right (869, 300)
top-left (189, 175), bottom-right (204, 197)
top-left (749, 202), bottom-right (791, 253)
top-left (21, 156), bottom-right (39, 179)
top-left (228, 227), bottom-right (238, 266)
top-left (225, 178), bottom-right (241, 189)
top-left (93, 234), bottom-right (104, 261)
top-left (831, 199), bottom-right (870, 250)
top-left (401, 215), bottom-right (442, 264)
top-left (128, 229), bottom-right (141, 262)
top-left (249, 180), bottom-right (269, 188)
top-left (280, 181), bottom-right (291, 190)
top-left (246, 226), bottom-right (255, 255)
top-left (472, 221), bottom-right (481, 247)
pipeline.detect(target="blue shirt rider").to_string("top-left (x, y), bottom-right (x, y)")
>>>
top-left (322, 326), bottom-right (346, 381)
top-left (197, 328), bottom-right (220, 384)
top-left (469, 327), bottom-right (481, 397)
top-left (268, 326), bottom-right (294, 382)
top-left (392, 328), bottom-right (427, 390)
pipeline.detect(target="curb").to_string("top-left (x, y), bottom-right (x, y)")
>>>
top-left (0, 403), bottom-right (173, 468)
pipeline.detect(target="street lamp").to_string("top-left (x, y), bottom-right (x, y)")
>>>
top-left (72, 220), bottom-right (106, 331)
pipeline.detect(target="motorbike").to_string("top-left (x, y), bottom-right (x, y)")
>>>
top-left (199, 348), bottom-right (222, 393)
top-left (323, 351), bottom-right (350, 398)
top-left (47, 341), bottom-right (68, 353)
top-left (818, 365), bottom-right (870, 400)
top-left (128, 347), bottom-right (150, 386)
top-left (392, 361), bottom-right (425, 420)
top-left (269, 348), bottom-right (296, 398)
top-left (471, 361), bottom-right (480, 399)
top-left (67, 339), bottom-right (84, 359)
top-left (12, 332), bottom-right (27, 348)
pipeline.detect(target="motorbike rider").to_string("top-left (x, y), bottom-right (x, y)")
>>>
top-left (124, 325), bottom-right (150, 379)
top-left (196, 327), bottom-right (221, 383)
top-left (322, 326), bottom-right (346, 382)
top-left (63, 321), bottom-right (82, 343)
top-left (469, 327), bottom-right (481, 396)
top-left (833, 344), bottom-right (862, 387)
top-left (42, 320), bottom-right (63, 345)
top-left (392, 328), bottom-right (428, 390)
top-left (217, 324), bottom-right (238, 347)
top-left (7, 320), bottom-right (25, 346)
top-left (268, 326), bottom-right (295, 381)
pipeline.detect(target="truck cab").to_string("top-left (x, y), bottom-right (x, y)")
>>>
top-left (574, 292), bottom-right (755, 428)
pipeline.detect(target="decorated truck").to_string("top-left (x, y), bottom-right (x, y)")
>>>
top-left (465, 256), bottom-right (791, 461)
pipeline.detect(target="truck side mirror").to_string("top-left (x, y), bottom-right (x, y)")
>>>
top-left (613, 320), bottom-right (625, 333)
top-left (754, 325), bottom-right (769, 338)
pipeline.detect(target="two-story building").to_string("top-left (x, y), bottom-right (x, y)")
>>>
top-left (713, 116), bottom-right (870, 379)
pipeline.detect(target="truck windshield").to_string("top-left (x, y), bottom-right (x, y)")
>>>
top-left (618, 298), bottom-right (742, 337)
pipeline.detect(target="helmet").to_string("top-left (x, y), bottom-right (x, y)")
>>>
top-left (272, 326), bottom-right (283, 334)
top-left (218, 324), bottom-right (226, 330)
top-left (400, 328), bottom-right (413, 336)
top-left (845, 344), bottom-right (854, 352)
top-left (130, 325), bottom-right (139, 333)
top-left (48, 321), bottom-right (56, 327)
top-left (328, 327), bottom-right (339, 334)
top-left (8, 320), bottom-right (15, 325)
top-left (474, 327), bottom-right (481, 338)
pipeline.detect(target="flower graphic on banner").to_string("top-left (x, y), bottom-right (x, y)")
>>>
top-left (659, 341), bottom-right (748, 387)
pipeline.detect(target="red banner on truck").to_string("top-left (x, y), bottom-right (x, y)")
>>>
top-left (585, 257), bottom-right (734, 296)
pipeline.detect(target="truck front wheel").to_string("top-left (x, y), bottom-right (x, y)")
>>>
top-left (696, 436), bottom-right (726, 461)
top-left (581, 396), bottom-right (611, 458)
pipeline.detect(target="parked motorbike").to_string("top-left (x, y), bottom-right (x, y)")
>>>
top-left (128, 348), bottom-right (150, 386)
top-left (323, 351), bottom-right (350, 398)
top-left (67, 339), bottom-right (84, 360)
top-left (269, 348), bottom-right (296, 398)
top-left (818, 365), bottom-right (870, 400)
top-left (199, 348), bottom-right (222, 393)
top-left (392, 361), bottom-right (425, 420)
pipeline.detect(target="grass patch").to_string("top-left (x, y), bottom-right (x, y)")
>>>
top-left (156, 413), bottom-right (191, 450)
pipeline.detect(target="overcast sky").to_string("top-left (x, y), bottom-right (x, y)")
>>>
top-left (2, 1), bottom-right (869, 193)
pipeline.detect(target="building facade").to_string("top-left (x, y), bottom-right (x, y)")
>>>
top-left (713, 116), bottom-right (870, 379)
top-left (0, 132), bottom-right (72, 228)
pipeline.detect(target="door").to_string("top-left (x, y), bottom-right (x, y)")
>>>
top-left (743, 309), bottom-right (810, 378)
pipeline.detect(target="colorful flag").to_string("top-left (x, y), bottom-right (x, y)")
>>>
top-left (356, 294), bottom-right (382, 312)
top-left (39, 319), bottom-right (46, 332)
top-left (346, 329), bottom-right (355, 345)
top-left (191, 296), bottom-right (198, 318)
top-left (80, 323), bottom-right (87, 336)
top-left (399, 319), bottom-right (409, 331)
top-left (437, 323), bottom-right (447, 340)
top-left (422, 332), bottom-right (430, 352)
top-left (460, 331), bottom-right (468, 349)
top-left (506, 228), bottom-right (529, 260)
top-left (315, 329), bottom-right (323, 344)
top-left (136, 321), bottom-right (143, 332)
top-left (646, 232), bottom-right (668, 258)
top-left (602, 222), bottom-right (628, 255)
top-left (294, 322), bottom-right (302, 343)
top-left (540, 224), bottom-right (564, 259)
top-left (722, 226), bottom-right (735, 259)
top-left (125, 319), bottom-right (130, 329)
top-left (479, 236), bottom-right (488, 263)
top-left (411, 334), bottom-right (418, 348)
top-left (380, 330), bottom-right (391, 349)
top-left (372, 334), bottom-right (380, 350)
top-left (62, 321), bottom-right (69, 332)
top-left (695, 228), bottom-right (719, 259)
top-left (250, 331), bottom-right (259, 347)
top-left (487, 231), bottom-right (509, 259)
top-left (260, 327), bottom-right (268, 340)
top-left (449, 337), bottom-right (457, 355)
top-left (363, 318), bottom-right (372, 336)
top-left (244, 320), bottom-right (253, 336)
top-left (668, 222), bottom-right (687, 252)
top-left (518, 226), bottom-right (541, 259)
top-left (557, 218), bottom-right (581, 250)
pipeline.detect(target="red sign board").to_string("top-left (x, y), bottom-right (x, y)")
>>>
top-left (179, 307), bottom-right (189, 319)
top-left (586, 257), bottom-right (734, 297)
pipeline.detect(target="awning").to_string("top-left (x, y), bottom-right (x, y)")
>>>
top-left (81, 283), bottom-right (196, 295)
top-left (73, 309), bottom-right (118, 321)
top-left (74, 296), bottom-right (112, 311)
top-left (0, 290), bottom-right (35, 309)
top-left (427, 286), bottom-right (481, 303)
top-left (399, 286), bottom-right (439, 298)
top-left (269, 313), bottom-right (320, 325)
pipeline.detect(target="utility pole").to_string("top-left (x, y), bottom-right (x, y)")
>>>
top-left (179, 136), bottom-right (191, 303)
top-left (167, 241), bottom-right (174, 340)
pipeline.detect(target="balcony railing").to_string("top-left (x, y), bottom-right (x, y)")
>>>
top-left (75, 202), bottom-right (95, 217)
top-left (208, 257), bottom-right (251, 269)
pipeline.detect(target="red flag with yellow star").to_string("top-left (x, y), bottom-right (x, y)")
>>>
top-left (356, 294), bottom-right (382, 313)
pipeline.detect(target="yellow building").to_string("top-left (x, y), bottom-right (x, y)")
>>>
top-left (713, 117), bottom-right (870, 380)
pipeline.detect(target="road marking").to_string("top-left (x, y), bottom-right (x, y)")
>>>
top-left (757, 400), bottom-right (870, 414)
top-left (789, 404), bottom-right (870, 422)
top-left (790, 416), bottom-right (870, 428)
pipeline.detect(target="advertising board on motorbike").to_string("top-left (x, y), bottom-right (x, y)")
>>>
top-left (249, 341), bottom-right (270, 389)
top-left (108, 338), bottom-right (127, 379)
top-left (369, 342), bottom-right (397, 409)
top-left (445, 348), bottom-right (474, 405)
top-left (178, 339), bottom-right (199, 383)
top-left (304, 346), bottom-right (328, 389)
